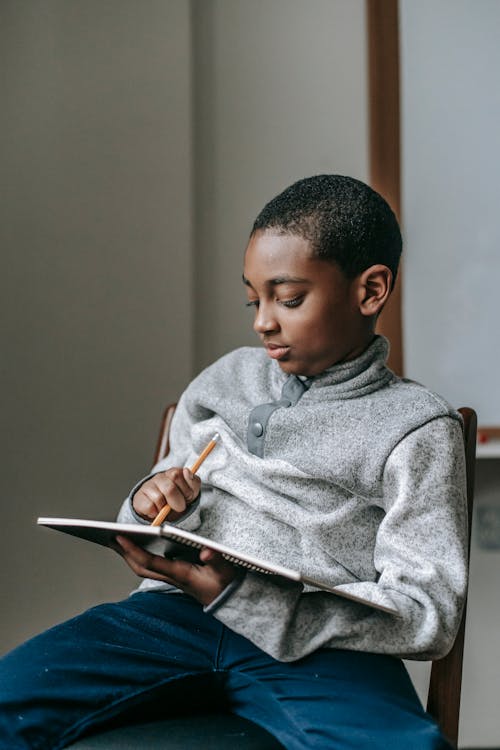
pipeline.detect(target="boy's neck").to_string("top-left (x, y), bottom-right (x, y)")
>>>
top-left (292, 333), bottom-right (378, 378)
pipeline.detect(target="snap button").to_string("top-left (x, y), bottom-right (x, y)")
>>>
top-left (251, 421), bottom-right (264, 437)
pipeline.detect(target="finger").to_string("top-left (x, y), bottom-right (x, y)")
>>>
top-left (189, 549), bottom-right (240, 600)
top-left (165, 468), bottom-right (199, 501)
top-left (154, 475), bottom-right (191, 512)
top-left (198, 548), bottom-right (235, 576)
top-left (182, 468), bottom-right (201, 500)
top-left (199, 547), bottom-right (219, 563)
top-left (133, 497), bottom-right (163, 521)
top-left (136, 483), bottom-right (169, 517)
top-left (115, 536), bottom-right (193, 584)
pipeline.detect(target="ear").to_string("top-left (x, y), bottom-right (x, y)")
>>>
top-left (356, 265), bottom-right (393, 317)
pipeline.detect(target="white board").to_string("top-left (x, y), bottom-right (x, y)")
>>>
top-left (401, 0), bottom-right (500, 424)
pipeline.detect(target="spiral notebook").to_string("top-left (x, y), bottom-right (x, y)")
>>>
top-left (37, 517), bottom-right (399, 615)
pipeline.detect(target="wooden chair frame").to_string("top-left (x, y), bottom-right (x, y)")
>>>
top-left (153, 404), bottom-right (477, 747)
top-left (426, 407), bottom-right (477, 745)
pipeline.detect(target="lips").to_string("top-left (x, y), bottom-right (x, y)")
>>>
top-left (264, 343), bottom-right (290, 360)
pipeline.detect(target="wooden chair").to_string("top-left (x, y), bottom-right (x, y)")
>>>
top-left (426, 406), bottom-right (477, 745)
top-left (69, 405), bottom-right (476, 749)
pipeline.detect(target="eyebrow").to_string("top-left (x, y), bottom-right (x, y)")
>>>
top-left (242, 274), bottom-right (308, 287)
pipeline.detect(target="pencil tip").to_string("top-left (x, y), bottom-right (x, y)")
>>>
top-left (212, 433), bottom-right (220, 442)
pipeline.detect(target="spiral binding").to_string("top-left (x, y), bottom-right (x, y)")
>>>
top-left (167, 533), bottom-right (272, 574)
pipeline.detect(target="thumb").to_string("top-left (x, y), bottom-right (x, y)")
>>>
top-left (200, 547), bottom-right (219, 563)
top-left (199, 547), bottom-right (225, 566)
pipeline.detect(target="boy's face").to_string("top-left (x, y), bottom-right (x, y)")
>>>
top-left (243, 231), bottom-right (371, 376)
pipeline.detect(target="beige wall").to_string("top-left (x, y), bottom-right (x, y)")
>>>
top-left (1, 0), bottom-right (193, 651)
top-left (192, 0), bottom-right (368, 371)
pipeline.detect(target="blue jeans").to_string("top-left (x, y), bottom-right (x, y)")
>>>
top-left (0, 592), bottom-right (451, 750)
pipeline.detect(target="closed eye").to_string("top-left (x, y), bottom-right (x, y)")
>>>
top-left (246, 296), bottom-right (303, 309)
top-left (281, 296), bottom-right (303, 308)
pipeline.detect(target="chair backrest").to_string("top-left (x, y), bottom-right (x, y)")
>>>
top-left (153, 404), bottom-right (478, 748)
top-left (153, 403), bottom-right (177, 465)
top-left (426, 406), bottom-right (477, 746)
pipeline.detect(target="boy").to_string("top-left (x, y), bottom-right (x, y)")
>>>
top-left (0, 175), bottom-right (467, 749)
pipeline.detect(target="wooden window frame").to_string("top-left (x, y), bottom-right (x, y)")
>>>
top-left (367, 0), bottom-right (403, 375)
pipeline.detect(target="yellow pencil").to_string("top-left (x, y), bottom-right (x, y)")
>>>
top-left (151, 433), bottom-right (219, 526)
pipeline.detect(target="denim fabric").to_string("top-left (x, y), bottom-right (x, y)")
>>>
top-left (0, 593), bottom-right (451, 750)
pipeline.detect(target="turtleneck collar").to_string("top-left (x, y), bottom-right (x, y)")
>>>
top-left (271, 335), bottom-right (395, 401)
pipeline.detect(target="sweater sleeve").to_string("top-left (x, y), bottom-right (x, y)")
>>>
top-left (210, 416), bottom-right (468, 662)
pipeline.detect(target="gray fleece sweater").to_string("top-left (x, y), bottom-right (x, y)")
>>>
top-left (118, 336), bottom-right (467, 663)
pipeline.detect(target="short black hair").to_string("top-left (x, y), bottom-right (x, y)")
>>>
top-left (251, 175), bottom-right (402, 286)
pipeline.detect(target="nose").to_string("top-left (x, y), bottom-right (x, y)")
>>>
top-left (253, 302), bottom-right (280, 335)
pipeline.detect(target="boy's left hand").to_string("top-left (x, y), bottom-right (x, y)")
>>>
top-left (114, 536), bottom-right (238, 606)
